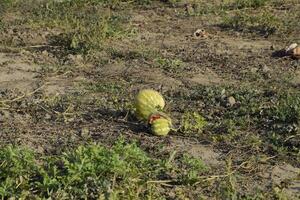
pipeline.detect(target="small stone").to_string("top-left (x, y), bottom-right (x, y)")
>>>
top-left (227, 96), bottom-right (236, 106)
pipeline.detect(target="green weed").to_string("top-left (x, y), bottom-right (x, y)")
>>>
top-left (273, 187), bottom-right (290, 200)
top-left (262, 92), bottom-right (300, 152)
top-left (0, 0), bottom-right (13, 29)
top-left (222, 10), bottom-right (280, 35)
top-left (180, 112), bottom-right (208, 134)
top-left (1, 0), bottom-right (132, 53)
top-left (184, 85), bottom-right (299, 157)
top-left (185, 0), bottom-right (268, 17)
top-left (0, 139), bottom-right (210, 199)
top-left (183, 0), bottom-right (225, 16)
top-left (84, 82), bottom-right (126, 94)
top-left (217, 158), bottom-right (238, 200)
top-left (0, 146), bottom-right (37, 198)
top-left (82, 81), bottom-right (132, 111)
top-left (270, 93), bottom-right (300, 127)
top-left (154, 57), bottom-right (184, 73)
top-left (180, 154), bottom-right (209, 185)
top-left (229, 0), bottom-right (269, 9)
top-left (211, 119), bottom-right (239, 143)
top-left (0, 0), bottom-right (14, 12)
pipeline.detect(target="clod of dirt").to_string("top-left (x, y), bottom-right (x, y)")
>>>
top-left (193, 29), bottom-right (209, 39)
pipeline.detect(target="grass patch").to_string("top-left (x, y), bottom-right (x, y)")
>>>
top-left (0, 0), bottom-right (13, 12)
top-left (0, 0), bottom-right (134, 52)
top-left (29, 1), bottom-right (130, 53)
top-left (180, 112), bottom-right (208, 135)
top-left (176, 85), bottom-right (300, 157)
top-left (180, 154), bottom-right (209, 185)
top-left (221, 10), bottom-right (280, 35)
top-left (219, 0), bottom-right (300, 36)
top-left (0, 146), bottom-right (37, 198)
top-left (106, 50), bottom-right (186, 73)
top-left (81, 81), bottom-right (132, 111)
top-left (266, 93), bottom-right (300, 132)
top-left (262, 92), bottom-right (300, 154)
top-left (0, 139), bottom-right (210, 199)
top-left (84, 82), bottom-right (126, 94)
top-left (154, 57), bottom-right (185, 73)
top-left (183, 1), bottom-right (225, 16)
top-left (183, 0), bottom-right (269, 17)
top-left (0, 0), bottom-right (13, 30)
top-left (228, 0), bottom-right (269, 9)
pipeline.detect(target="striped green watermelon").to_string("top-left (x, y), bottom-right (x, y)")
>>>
top-left (134, 89), bottom-right (165, 122)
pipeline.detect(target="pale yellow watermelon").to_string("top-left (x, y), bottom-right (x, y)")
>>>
top-left (150, 117), bottom-right (171, 136)
top-left (134, 89), bottom-right (165, 121)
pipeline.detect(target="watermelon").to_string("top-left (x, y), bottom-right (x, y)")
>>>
top-left (134, 89), bottom-right (165, 121)
top-left (149, 113), bottom-right (172, 136)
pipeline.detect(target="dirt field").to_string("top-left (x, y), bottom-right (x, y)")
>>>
top-left (0, 0), bottom-right (299, 199)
